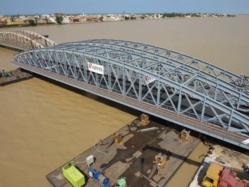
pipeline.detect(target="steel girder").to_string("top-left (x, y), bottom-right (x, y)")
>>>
top-left (14, 39), bottom-right (249, 138)
top-left (0, 30), bottom-right (57, 50)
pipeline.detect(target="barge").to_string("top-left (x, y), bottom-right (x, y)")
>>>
top-left (0, 68), bottom-right (33, 86)
top-left (46, 115), bottom-right (200, 187)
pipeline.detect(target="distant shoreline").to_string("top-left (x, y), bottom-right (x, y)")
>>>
top-left (0, 13), bottom-right (238, 29)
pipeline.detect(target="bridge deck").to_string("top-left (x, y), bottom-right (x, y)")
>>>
top-left (11, 61), bottom-right (249, 150)
top-left (0, 44), bottom-right (24, 52)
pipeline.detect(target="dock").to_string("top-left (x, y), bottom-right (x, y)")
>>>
top-left (46, 117), bottom-right (200, 187)
top-left (0, 68), bottom-right (33, 86)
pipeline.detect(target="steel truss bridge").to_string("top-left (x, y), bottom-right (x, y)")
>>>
top-left (9, 38), bottom-right (249, 150)
top-left (0, 30), bottom-right (57, 51)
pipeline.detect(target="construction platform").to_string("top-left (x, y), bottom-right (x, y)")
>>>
top-left (46, 117), bottom-right (200, 187)
top-left (0, 68), bottom-right (33, 86)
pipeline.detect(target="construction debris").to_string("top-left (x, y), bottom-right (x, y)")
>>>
top-left (139, 127), bottom-right (159, 132)
top-left (139, 114), bottom-right (150, 126)
top-left (148, 153), bottom-right (167, 179)
top-left (114, 132), bottom-right (123, 145)
top-left (154, 153), bottom-right (167, 170)
top-left (180, 129), bottom-right (191, 142)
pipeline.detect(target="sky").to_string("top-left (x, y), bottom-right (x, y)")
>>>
top-left (0, 0), bottom-right (249, 16)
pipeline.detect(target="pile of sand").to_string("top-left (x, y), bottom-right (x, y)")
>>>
top-left (208, 145), bottom-right (249, 170)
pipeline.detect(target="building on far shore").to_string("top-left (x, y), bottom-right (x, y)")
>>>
top-left (0, 17), bottom-right (7, 26)
top-left (0, 13), bottom-right (235, 28)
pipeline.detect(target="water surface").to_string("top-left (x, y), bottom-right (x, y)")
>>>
top-left (0, 16), bottom-right (248, 187)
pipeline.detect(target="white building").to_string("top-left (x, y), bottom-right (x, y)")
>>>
top-left (62, 17), bottom-right (70, 24)
top-left (41, 14), bottom-right (51, 19)
top-left (49, 17), bottom-right (56, 23)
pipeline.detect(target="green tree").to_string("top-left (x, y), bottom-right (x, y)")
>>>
top-left (10, 16), bottom-right (15, 23)
top-left (28, 19), bottom-right (37, 26)
top-left (56, 16), bottom-right (63, 24)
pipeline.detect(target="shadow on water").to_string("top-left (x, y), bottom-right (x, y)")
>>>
top-left (35, 74), bottom-right (142, 117)
top-left (35, 74), bottom-right (186, 131)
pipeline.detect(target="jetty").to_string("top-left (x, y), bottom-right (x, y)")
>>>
top-left (0, 68), bottom-right (33, 86)
top-left (46, 115), bottom-right (200, 187)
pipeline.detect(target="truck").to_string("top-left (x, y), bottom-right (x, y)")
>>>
top-left (202, 163), bottom-right (249, 187)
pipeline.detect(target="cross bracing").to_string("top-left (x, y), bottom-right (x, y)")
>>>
top-left (13, 39), bottom-right (249, 149)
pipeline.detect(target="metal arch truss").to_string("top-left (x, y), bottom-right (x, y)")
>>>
top-left (15, 30), bottom-right (57, 47)
top-left (14, 39), bottom-right (249, 148)
top-left (0, 30), bottom-right (57, 50)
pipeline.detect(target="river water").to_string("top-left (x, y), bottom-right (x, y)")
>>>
top-left (1, 15), bottom-right (249, 187)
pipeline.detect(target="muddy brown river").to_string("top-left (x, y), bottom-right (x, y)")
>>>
top-left (1, 15), bottom-right (249, 186)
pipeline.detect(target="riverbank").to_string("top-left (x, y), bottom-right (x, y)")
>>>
top-left (0, 13), bottom-right (234, 29)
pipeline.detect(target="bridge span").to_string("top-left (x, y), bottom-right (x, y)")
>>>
top-left (10, 39), bottom-right (249, 150)
top-left (0, 30), bottom-right (57, 51)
